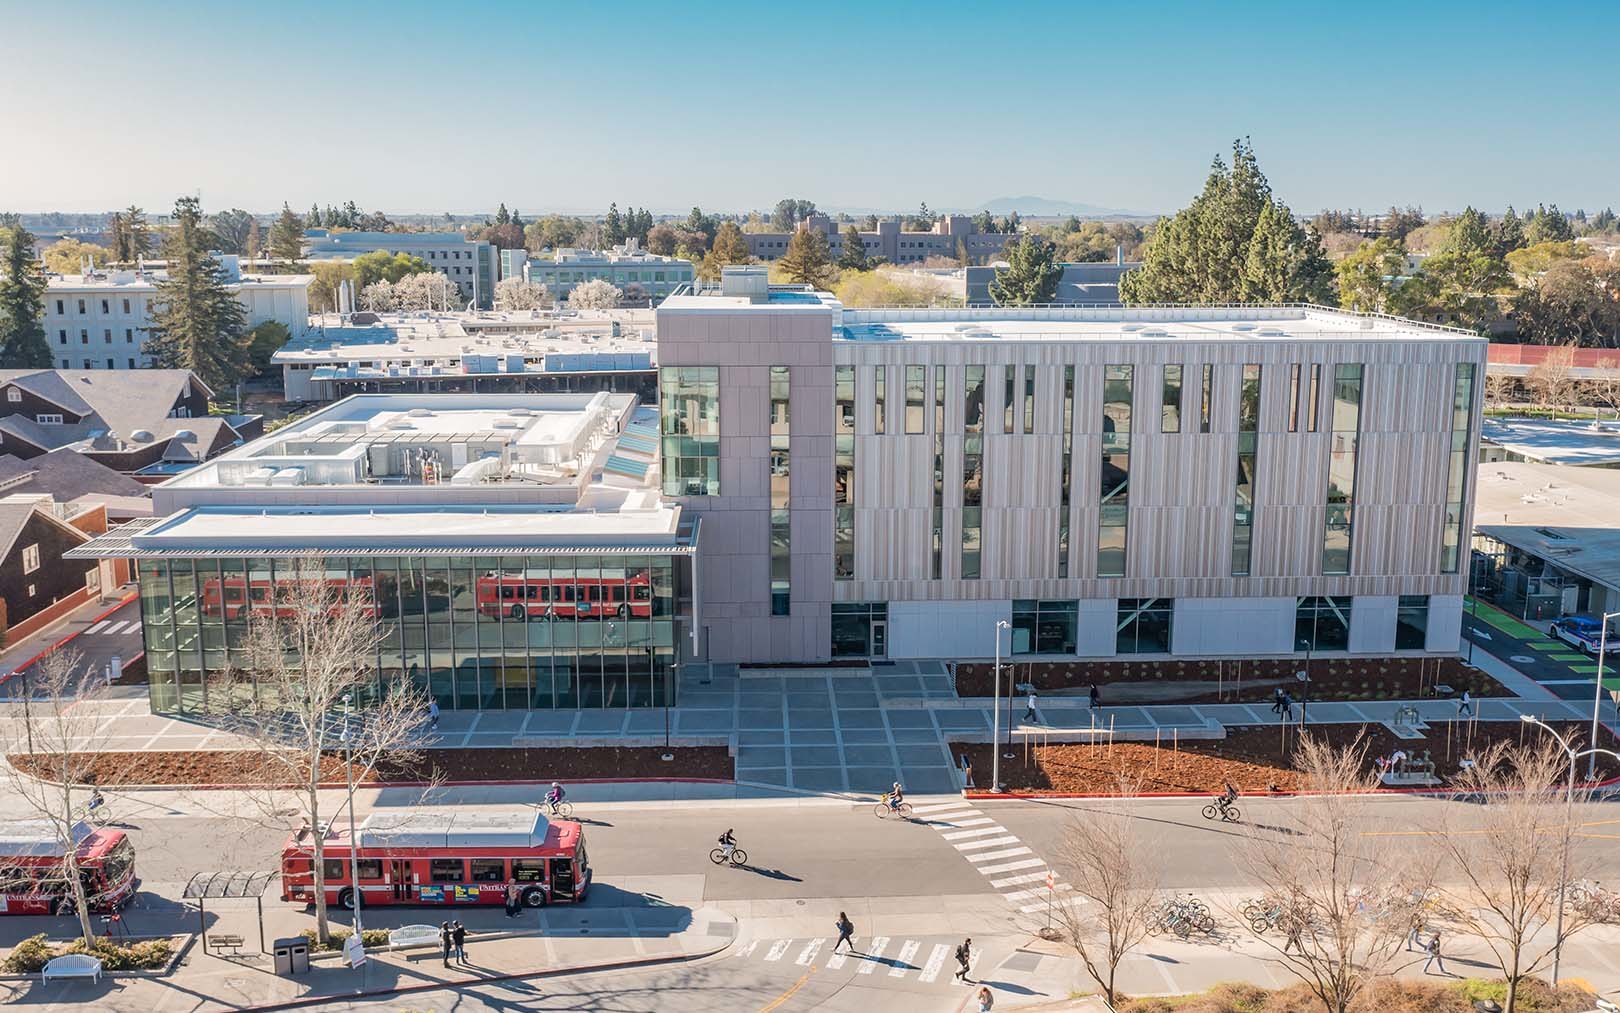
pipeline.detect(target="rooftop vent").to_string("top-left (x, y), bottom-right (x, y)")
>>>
top-left (508, 408), bottom-right (534, 417)
top-left (1137, 328), bottom-right (1168, 338)
top-left (129, 429), bottom-right (152, 443)
top-left (491, 418), bottom-right (521, 429)
top-left (407, 408), bottom-right (434, 418)
top-left (1256, 327), bottom-right (1286, 337)
top-left (172, 429), bottom-right (196, 442)
top-left (1230, 323), bottom-right (1257, 332)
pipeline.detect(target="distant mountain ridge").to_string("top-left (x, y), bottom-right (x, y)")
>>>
top-left (972, 195), bottom-right (1149, 218)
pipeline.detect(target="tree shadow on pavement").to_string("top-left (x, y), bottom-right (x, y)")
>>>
top-left (739, 866), bottom-right (802, 883)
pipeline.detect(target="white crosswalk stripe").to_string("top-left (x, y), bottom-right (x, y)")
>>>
top-left (107, 620), bottom-right (135, 635)
top-left (954, 835), bottom-right (1020, 851)
top-left (911, 801), bottom-right (974, 815)
top-left (795, 938), bottom-right (823, 965)
top-left (733, 940), bottom-right (758, 958)
top-left (989, 871), bottom-right (1049, 888)
top-left (941, 826), bottom-right (1009, 841)
top-left (975, 857), bottom-right (1047, 875)
top-left (85, 620), bottom-right (113, 635)
top-left (825, 943), bottom-right (850, 970)
top-left (888, 939), bottom-right (920, 977)
top-left (917, 943), bottom-right (950, 983)
top-left (930, 816), bottom-right (995, 828)
top-left (764, 939), bottom-right (791, 962)
top-left (920, 796), bottom-right (1079, 910)
top-left (966, 846), bottom-right (1032, 863)
top-left (857, 936), bottom-right (888, 974)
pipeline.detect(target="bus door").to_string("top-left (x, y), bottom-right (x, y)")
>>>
top-left (550, 858), bottom-right (576, 901)
top-left (390, 860), bottom-right (413, 901)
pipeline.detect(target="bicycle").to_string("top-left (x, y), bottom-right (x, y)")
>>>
top-left (542, 799), bottom-right (574, 819)
top-left (709, 845), bottom-right (748, 867)
top-left (875, 795), bottom-right (914, 820)
top-left (1201, 798), bottom-right (1241, 823)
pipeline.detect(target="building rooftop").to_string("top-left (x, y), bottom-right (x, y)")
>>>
top-left (46, 270), bottom-right (312, 291)
top-left (1474, 460), bottom-right (1620, 593)
top-left (1480, 416), bottom-right (1620, 467)
top-left (0, 450), bottom-right (153, 519)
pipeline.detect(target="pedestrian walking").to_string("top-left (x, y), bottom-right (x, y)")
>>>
top-left (976, 986), bottom-right (995, 1012)
top-left (1280, 690), bottom-right (1294, 721)
top-left (451, 920), bottom-right (467, 963)
top-left (428, 698), bottom-right (440, 730)
top-left (504, 879), bottom-right (520, 918)
top-left (1282, 914), bottom-right (1304, 955)
top-left (1423, 932), bottom-right (1445, 975)
top-left (1457, 690), bottom-right (1472, 717)
top-left (832, 912), bottom-right (855, 953)
top-left (1022, 690), bottom-right (1038, 723)
top-left (1270, 687), bottom-right (1286, 716)
top-left (954, 937), bottom-right (973, 982)
top-left (1088, 683), bottom-right (1100, 710)
top-left (439, 921), bottom-right (452, 967)
top-left (1405, 916), bottom-right (1423, 952)
top-left (961, 754), bottom-right (975, 789)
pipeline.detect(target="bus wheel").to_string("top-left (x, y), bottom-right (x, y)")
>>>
top-left (521, 886), bottom-right (548, 908)
top-left (338, 888), bottom-right (358, 910)
top-left (617, 604), bottom-right (630, 618)
top-left (511, 605), bottom-right (529, 622)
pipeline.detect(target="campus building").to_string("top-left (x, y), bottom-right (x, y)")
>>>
top-left (43, 257), bottom-right (310, 370)
top-left (301, 231), bottom-right (497, 309)
top-left (745, 214), bottom-right (1014, 265)
top-left (658, 268), bottom-right (1486, 666)
top-left (500, 243), bottom-right (695, 304)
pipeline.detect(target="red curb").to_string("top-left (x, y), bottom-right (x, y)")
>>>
top-left (0, 590), bottom-right (139, 685)
top-left (128, 775), bottom-right (737, 792)
top-left (963, 769), bottom-right (1620, 802)
top-left (232, 943), bottom-right (723, 1011)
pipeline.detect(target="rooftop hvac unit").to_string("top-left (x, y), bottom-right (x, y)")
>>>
top-left (408, 408), bottom-right (434, 417)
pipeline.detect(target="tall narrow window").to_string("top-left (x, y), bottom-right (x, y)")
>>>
top-left (1307, 364), bottom-right (1323, 433)
top-left (1199, 364), bottom-right (1213, 433)
top-left (1003, 364), bottom-right (1017, 433)
top-left (1441, 362), bottom-right (1476, 573)
top-left (769, 367), bottom-right (791, 614)
top-left (874, 365), bottom-right (886, 435)
top-left (1288, 364), bottom-right (1302, 432)
top-left (1099, 365), bottom-right (1133, 577)
top-left (835, 365), bottom-right (856, 580)
top-left (1232, 364), bottom-right (1261, 575)
top-left (962, 366), bottom-right (984, 579)
top-left (659, 367), bottom-right (720, 496)
top-left (1322, 364), bottom-right (1363, 575)
top-left (1161, 364), bottom-right (1182, 433)
top-left (1058, 365), bottom-right (1075, 577)
top-left (904, 365), bottom-right (925, 434)
top-left (932, 366), bottom-right (946, 579)
top-left (1023, 366), bottom-right (1035, 434)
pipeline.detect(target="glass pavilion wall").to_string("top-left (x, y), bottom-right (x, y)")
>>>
top-left (138, 553), bottom-right (686, 714)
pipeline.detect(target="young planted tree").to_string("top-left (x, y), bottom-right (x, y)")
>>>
top-left (1049, 775), bottom-right (1162, 1006)
top-left (0, 650), bottom-right (131, 943)
top-left (199, 559), bottom-right (433, 944)
top-left (1525, 346), bottom-right (1577, 414)
top-left (1483, 370), bottom-right (1519, 411)
top-left (1235, 735), bottom-right (1414, 1013)
top-left (1426, 741), bottom-right (1597, 1013)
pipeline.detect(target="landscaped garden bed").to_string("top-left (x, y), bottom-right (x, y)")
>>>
top-left (1116, 977), bottom-right (1595, 1013)
top-left (6, 745), bottom-right (733, 787)
top-left (954, 655), bottom-right (1505, 704)
top-left (1, 933), bottom-right (177, 974)
top-left (952, 720), bottom-right (1620, 794)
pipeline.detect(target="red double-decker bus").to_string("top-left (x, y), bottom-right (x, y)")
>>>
top-left (200, 575), bottom-right (378, 620)
top-left (280, 808), bottom-right (589, 911)
top-left (0, 822), bottom-right (137, 915)
top-left (475, 570), bottom-right (652, 621)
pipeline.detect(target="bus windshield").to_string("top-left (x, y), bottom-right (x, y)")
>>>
top-left (100, 838), bottom-right (134, 887)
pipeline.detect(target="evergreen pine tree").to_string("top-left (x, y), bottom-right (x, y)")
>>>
top-left (1493, 207), bottom-right (1525, 256)
top-left (307, 204), bottom-right (322, 229)
top-left (510, 209), bottom-right (524, 230)
top-left (246, 217), bottom-right (262, 262)
top-left (146, 197), bottom-right (252, 390)
top-left (604, 203), bottom-right (625, 246)
top-left (778, 229), bottom-right (836, 289)
top-left (698, 222), bottom-right (752, 280)
top-left (838, 225), bottom-right (869, 270)
top-left (123, 206), bottom-right (151, 259)
top-left (0, 225), bottom-right (52, 368)
top-left (269, 203), bottom-right (305, 262)
top-left (989, 235), bottom-right (1061, 306)
top-left (342, 201), bottom-right (361, 228)
top-left (494, 203), bottom-right (511, 226)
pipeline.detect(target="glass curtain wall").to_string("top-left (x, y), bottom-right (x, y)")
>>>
top-left (1100, 365), bottom-right (1133, 577)
top-left (770, 366), bottom-right (791, 615)
top-left (1322, 364), bottom-right (1364, 575)
top-left (138, 554), bottom-right (681, 714)
top-left (1295, 596), bottom-right (1352, 652)
top-left (1441, 363), bottom-right (1475, 573)
top-left (1116, 598), bottom-right (1173, 654)
top-left (931, 365), bottom-right (945, 579)
top-left (834, 365), bottom-right (856, 580)
top-left (1058, 366), bottom-right (1074, 577)
top-left (1233, 364), bottom-right (1261, 576)
top-left (659, 367), bottom-right (720, 496)
top-left (962, 366), bottom-right (985, 580)
top-left (1011, 599), bottom-right (1078, 654)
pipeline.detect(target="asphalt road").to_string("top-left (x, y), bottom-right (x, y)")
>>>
top-left (0, 596), bottom-right (144, 695)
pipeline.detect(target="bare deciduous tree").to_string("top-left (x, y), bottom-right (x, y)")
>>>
top-left (1526, 346), bottom-right (1577, 414)
top-left (1426, 741), bottom-right (1595, 1013)
top-left (198, 558), bottom-right (433, 944)
top-left (1483, 370), bottom-right (1518, 410)
top-left (1587, 358), bottom-right (1620, 419)
top-left (0, 650), bottom-right (132, 943)
top-left (1235, 735), bottom-right (1413, 1013)
top-left (1049, 773), bottom-right (1162, 1006)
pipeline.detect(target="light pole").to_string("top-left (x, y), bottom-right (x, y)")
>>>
top-left (341, 694), bottom-right (364, 942)
top-left (1586, 611), bottom-right (1620, 780)
top-left (991, 619), bottom-right (1010, 793)
top-left (1518, 714), bottom-right (1620, 986)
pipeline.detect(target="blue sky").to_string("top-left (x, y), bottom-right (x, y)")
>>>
top-left (4, 0), bottom-right (1616, 217)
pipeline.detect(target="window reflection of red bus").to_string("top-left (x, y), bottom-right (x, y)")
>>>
top-left (280, 809), bottom-right (589, 911)
top-left (200, 576), bottom-right (378, 620)
top-left (0, 823), bottom-right (137, 915)
top-left (475, 571), bottom-right (652, 620)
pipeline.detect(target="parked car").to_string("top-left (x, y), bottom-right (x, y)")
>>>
top-left (1551, 616), bottom-right (1620, 655)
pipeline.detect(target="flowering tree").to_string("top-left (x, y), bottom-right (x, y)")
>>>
top-left (361, 279), bottom-right (396, 312)
top-left (394, 271), bottom-right (460, 311)
top-left (494, 277), bottom-right (550, 311)
top-left (568, 278), bottom-right (622, 310)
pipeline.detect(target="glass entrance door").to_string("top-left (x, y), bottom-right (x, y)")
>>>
top-left (870, 620), bottom-right (888, 659)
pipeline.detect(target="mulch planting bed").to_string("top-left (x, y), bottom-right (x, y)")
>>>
top-left (7, 746), bottom-right (732, 786)
top-left (953, 720), bottom-right (1620, 794)
top-left (955, 655), bottom-right (1505, 704)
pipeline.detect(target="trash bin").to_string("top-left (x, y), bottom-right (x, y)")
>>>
top-left (272, 936), bottom-right (310, 976)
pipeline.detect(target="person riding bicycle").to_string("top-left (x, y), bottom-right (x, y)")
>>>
top-left (1216, 781), bottom-right (1239, 812)
top-left (86, 787), bottom-right (106, 812)
top-left (887, 782), bottom-right (905, 811)
top-left (718, 828), bottom-right (737, 859)
top-left (545, 782), bottom-right (565, 810)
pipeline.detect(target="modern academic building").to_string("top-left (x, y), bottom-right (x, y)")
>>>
top-left (74, 267), bottom-right (1486, 713)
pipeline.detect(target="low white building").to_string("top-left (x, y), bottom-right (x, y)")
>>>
top-left (44, 256), bottom-right (311, 371)
top-left (500, 242), bottom-right (694, 304)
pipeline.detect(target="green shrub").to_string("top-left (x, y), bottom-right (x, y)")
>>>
top-left (3, 933), bottom-right (55, 974)
top-left (300, 927), bottom-right (391, 952)
top-left (3, 932), bottom-right (173, 973)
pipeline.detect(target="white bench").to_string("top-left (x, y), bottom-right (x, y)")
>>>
top-left (41, 954), bottom-right (103, 984)
top-left (387, 924), bottom-right (443, 950)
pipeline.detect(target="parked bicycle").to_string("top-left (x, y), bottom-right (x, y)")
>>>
top-left (1241, 896), bottom-right (1286, 934)
top-left (1155, 894), bottom-right (1215, 937)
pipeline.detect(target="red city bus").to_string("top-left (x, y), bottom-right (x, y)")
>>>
top-left (200, 575), bottom-right (377, 620)
top-left (0, 822), bottom-right (137, 915)
top-left (475, 570), bottom-right (652, 621)
top-left (280, 808), bottom-right (589, 911)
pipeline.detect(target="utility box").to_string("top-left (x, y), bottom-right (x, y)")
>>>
top-left (272, 936), bottom-right (310, 976)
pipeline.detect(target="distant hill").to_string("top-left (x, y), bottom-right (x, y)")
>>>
top-left (972, 195), bottom-right (1150, 218)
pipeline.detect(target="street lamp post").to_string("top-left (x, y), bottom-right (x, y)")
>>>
top-left (1518, 714), bottom-right (1620, 986)
top-left (992, 619), bottom-right (1010, 793)
top-left (1586, 611), bottom-right (1620, 780)
top-left (341, 694), bottom-right (363, 942)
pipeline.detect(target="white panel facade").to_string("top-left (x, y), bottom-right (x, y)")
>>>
top-left (1426, 595), bottom-right (1465, 653)
top-left (1349, 595), bottom-right (1398, 653)
top-left (1075, 598), bottom-right (1118, 656)
top-left (888, 600), bottom-right (1011, 659)
top-left (1172, 597), bottom-right (1296, 656)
